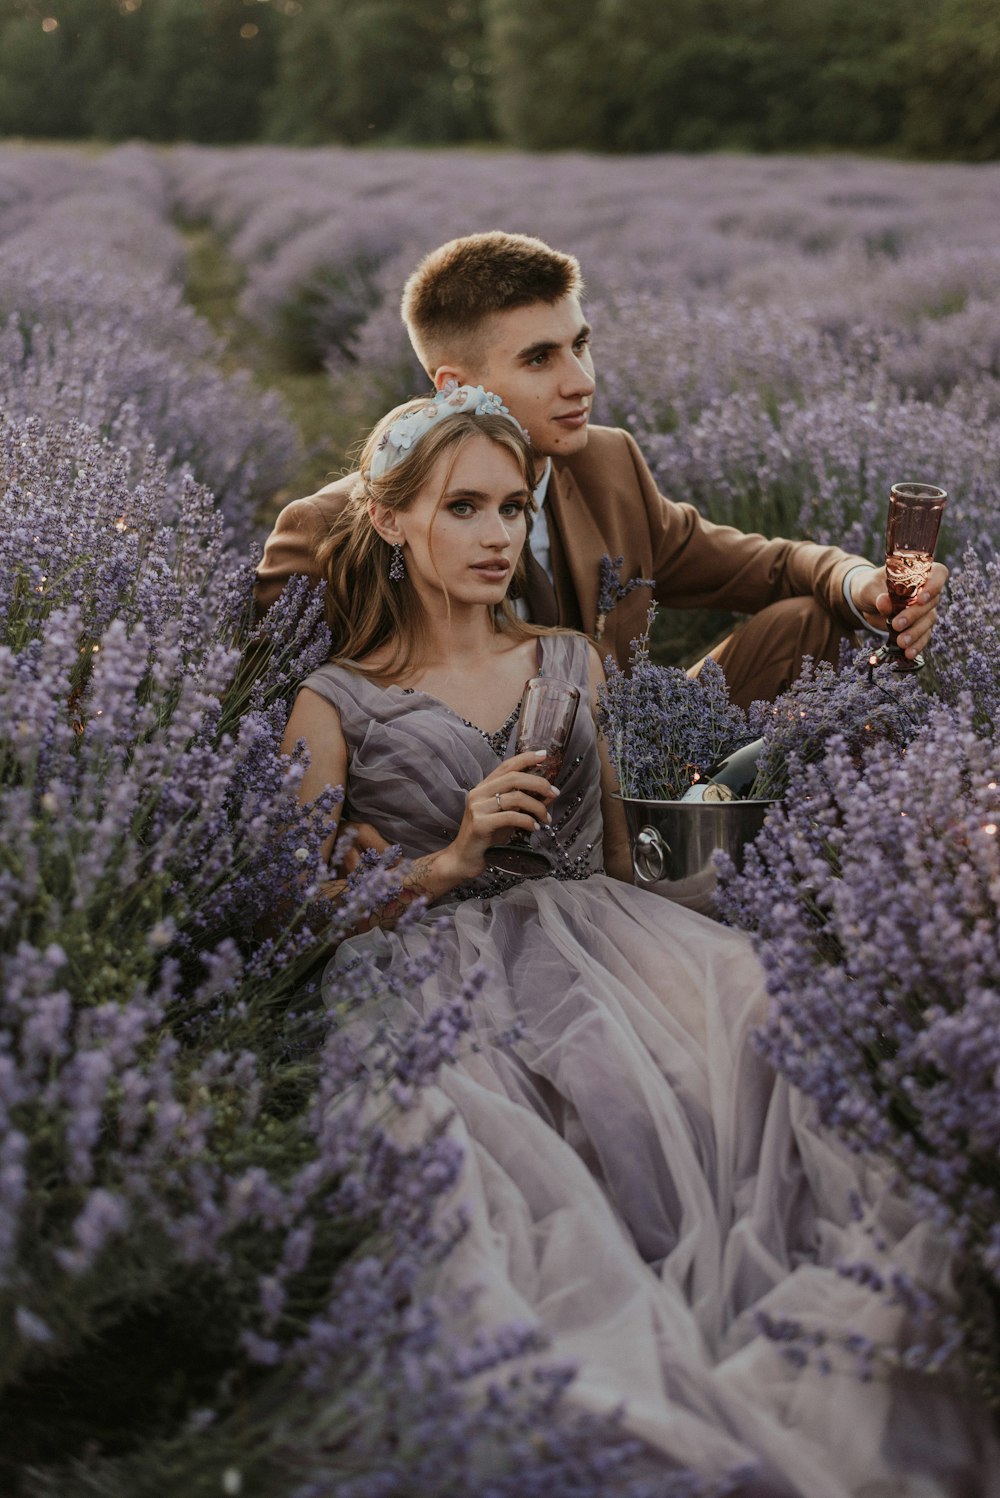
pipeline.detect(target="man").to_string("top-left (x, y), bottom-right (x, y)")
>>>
top-left (255, 231), bottom-right (944, 708)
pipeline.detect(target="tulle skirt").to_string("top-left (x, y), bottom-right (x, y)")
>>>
top-left (328, 875), bottom-right (1000, 1496)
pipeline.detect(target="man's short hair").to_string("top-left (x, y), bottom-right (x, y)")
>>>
top-left (401, 231), bottom-right (584, 375)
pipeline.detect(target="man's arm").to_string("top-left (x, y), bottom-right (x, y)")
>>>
top-left (624, 428), bottom-right (947, 660)
top-left (254, 475), bottom-right (356, 612)
top-left (625, 452), bottom-right (868, 628)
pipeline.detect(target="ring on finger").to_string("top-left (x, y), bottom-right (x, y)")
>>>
top-left (495, 791), bottom-right (504, 812)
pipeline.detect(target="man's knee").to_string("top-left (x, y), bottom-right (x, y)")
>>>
top-left (710, 598), bottom-right (855, 709)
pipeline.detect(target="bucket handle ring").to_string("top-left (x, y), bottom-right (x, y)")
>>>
top-left (634, 825), bottom-right (669, 884)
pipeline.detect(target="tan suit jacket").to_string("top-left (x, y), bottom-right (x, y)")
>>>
top-left (255, 425), bottom-right (870, 672)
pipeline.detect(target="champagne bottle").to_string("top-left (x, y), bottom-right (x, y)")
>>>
top-left (680, 738), bottom-right (766, 802)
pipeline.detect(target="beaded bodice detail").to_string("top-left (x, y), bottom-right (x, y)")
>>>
top-left (475, 701), bottom-right (522, 760)
top-left (302, 634), bottom-right (605, 905)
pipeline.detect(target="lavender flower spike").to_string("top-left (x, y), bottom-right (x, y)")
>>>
top-left (595, 554), bottom-right (654, 641)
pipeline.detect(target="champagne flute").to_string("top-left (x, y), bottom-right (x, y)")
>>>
top-left (871, 481), bottom-right (947, 674)
top-left (483, 676), bottom-right (581, 879)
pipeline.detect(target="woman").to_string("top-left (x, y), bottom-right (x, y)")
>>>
top-left (282, 385), bottom-right (997, 1497)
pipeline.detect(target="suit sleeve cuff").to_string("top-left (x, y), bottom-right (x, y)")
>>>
top-left (843, 565), bottom-right (889, 636)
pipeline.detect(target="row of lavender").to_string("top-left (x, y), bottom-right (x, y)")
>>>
top-left (168, 144), bottom-right (1000, 566)
top-left (0, 148), bottom-right (685, 1496)
top-left (0, 143), bottom-right (299, 549)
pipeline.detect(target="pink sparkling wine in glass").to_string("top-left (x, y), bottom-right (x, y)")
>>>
top-left (483, 676), bottom-right (580, 879)
top-left (885, 549), bottom-right (934, 617)
top-left (874, 482), bottom-right (947, 674)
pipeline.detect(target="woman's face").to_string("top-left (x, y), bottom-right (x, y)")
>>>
top-left (392, 434), bottom-right (530, 608)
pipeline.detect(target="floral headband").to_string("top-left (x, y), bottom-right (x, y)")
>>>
top-left (368, 381), bottom-right (530, 480)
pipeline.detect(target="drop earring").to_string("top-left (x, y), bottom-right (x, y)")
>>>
top-left (389, 542), bottom-right (405, 582)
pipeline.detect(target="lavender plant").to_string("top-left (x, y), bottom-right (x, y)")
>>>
top-left (0, 147), bottom-right (301, 546)
top-left (718, 702), bottom-right (1000, 1397)
top-left (930, 546), bottom-right (1000, 734)
top-left (239, 206), bottom-right (418, 372)
top-left (596, 609), bottom-right (748, 800)
top-left (746, 649), bottom-right (933, 800)
top-left (634, 380), bottom-right (999, 567)
top-left (594, 554), bottom-right (654, 642)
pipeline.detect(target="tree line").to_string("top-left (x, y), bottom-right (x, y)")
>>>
top-left (1, 0), bottom-right (998, 159)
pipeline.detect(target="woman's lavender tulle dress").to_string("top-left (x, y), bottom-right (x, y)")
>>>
top-left (303, 634), bottom-right (998, 1498)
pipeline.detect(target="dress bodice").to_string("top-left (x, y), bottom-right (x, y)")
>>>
top-left (300, 632), bottom-right (605, 900)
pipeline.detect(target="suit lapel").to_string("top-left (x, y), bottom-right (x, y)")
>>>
top-left (546, 461), bottom-right (605, 638)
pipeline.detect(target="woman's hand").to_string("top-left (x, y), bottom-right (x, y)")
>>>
top-left (440, 750), bottom-right (558, 885)
top-left (317, 756), bottom-right (557, 933)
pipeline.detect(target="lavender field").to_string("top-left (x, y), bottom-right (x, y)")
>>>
top-left (2, 141), bottom-right (1000, 1495)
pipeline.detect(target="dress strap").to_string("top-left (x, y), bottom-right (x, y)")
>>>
top-left (537, 631), bottom-right (591, 691)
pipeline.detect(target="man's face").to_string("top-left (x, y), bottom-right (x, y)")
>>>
top-left (450, 296), bottom-right (596, 460)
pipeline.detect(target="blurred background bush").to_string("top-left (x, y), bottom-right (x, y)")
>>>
top-left (1, 0), bottom-right (998, 159)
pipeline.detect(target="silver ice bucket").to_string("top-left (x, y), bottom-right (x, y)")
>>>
top-left (617, 796), bottom-right (775, 917)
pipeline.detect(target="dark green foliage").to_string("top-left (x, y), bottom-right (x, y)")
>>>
top-left (264, 0), bottom-right (492, 145)
top-left (487, 0), bottom-right (620, 149)
top-left (0, 0), bottom-right (996, 158)
top-left (489, 0), bottom-right (913, 155)
top-left (0, 0), bottom-right (283, 143)
top-left (140, 0), bottom-right (282, 143)
top-left (805, 0), bottom-right (911, 151)
top-left (0, 0), bottom-right (116, 138)
top-left (899, 0), bottom-right (1000, 160)
top-left (0, 1269), bottom-right (244, 1477)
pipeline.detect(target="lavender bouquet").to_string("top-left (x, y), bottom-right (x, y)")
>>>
top-left (596, 608), bottom-right (748, 800)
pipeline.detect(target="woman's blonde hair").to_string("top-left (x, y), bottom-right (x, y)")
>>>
top-left (319, 400), bottom-right (546, 676)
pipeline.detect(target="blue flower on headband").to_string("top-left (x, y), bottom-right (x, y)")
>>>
top-left (368, 382), bottom-right (529, 480)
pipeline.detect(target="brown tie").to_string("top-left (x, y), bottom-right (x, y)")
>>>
top-left (521, 531), bottom-right (559, 627)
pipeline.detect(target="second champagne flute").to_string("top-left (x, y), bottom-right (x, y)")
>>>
top-left (483, 676), bottom-right (581, 879)
top-left (872, 480), bottom-right (947, 674)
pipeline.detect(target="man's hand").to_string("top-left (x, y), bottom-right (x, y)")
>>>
top-left (851, 561), bottom-right (948, 661)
